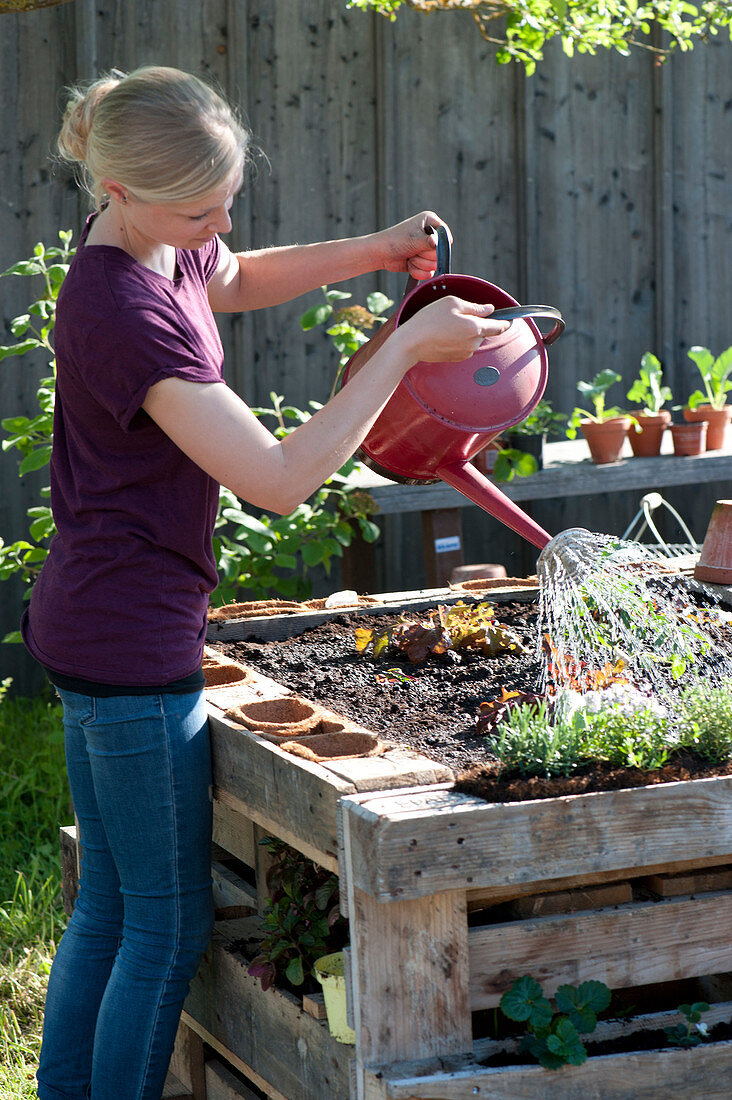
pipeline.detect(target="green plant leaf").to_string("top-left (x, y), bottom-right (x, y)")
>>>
top-left (300, 303), bottom-right (333, 330)
top-left (19, 445), bottom-right (53, 475)
top-left (500, 975), bottom-right (553, 1029)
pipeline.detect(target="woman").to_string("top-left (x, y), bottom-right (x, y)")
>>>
top-left (24, 66), bottom-right (508, 1100)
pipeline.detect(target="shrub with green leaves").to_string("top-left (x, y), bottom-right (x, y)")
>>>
top-left (247, 836), bottom-right (348, 992)
top-left (500, 975), bottom-right (611, 1069)
top-left (0, 233), bottom-right (74, 611)
top-left (347, 0), bottom-right (732, 76)
top-left (577, 704), bottom-right (671, 771)
top-left (300, 284), bottom-right (393, 399)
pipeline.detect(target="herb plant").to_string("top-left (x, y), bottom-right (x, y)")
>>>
top-left (500, 975), bottom-right (611, 1069)
top-left (685, 344), bottom-right (732, 410)
top-left (675, 679), bottom-right (732, 763)
top-left (627, 353), bottom-right (673, 415)
top-left (489, 702), bottom-right (584, 777)
top-left (247, 837), bottom-right (348, 992)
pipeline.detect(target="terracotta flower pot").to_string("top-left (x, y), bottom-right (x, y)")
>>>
top-left (579, 417), bottom-right (631, 464)
top-left (628, 410), bottom-right (671, 457)
top-left (683, 404), bottom-right (732, 450)
top-left (671, 420), bottom-right (707, 456)
top-left (694, 499), bottom-right (732, 584)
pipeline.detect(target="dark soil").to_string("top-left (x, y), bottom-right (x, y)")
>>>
top-left (217, 585), bottom-right (732, 802)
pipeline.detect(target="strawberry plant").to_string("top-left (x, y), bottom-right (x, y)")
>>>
top-left (500, 975), bottom-right (611, 1069)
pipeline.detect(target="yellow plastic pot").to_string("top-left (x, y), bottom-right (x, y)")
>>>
top-left (314, 952), bottom-right (355, 1044)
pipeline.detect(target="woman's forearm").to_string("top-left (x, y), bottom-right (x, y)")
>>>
top-left (232, 235), bottom-right (381, 311)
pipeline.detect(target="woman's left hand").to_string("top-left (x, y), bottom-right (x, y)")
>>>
top-left (376, 211), bottom-right (451, 280)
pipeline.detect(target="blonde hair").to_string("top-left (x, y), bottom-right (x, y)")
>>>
top-left (57, 66), bottom-right (250, 208)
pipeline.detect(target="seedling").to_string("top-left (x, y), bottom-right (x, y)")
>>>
top-left (567, 369), bottom-right (629, 437)
top-left (665, 1002), bottom-right (710, 1048)
top-left (686, 344), bottom-right (732, 410)
top-left (627, 352), bottom-right (673, 415)
top-left (355, 602), bottom-right (525, 665)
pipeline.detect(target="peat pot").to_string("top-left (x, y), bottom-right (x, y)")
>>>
top-left (684, 404), bottom-right (732, 451)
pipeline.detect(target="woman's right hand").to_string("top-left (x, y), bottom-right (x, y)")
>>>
top-left (394, 296), bottom-right (511, 367)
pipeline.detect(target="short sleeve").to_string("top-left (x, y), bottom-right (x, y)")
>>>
top-left (83, 307), bottom-right (224, 430)
top-left (199, 235), bottom-right (222, 283)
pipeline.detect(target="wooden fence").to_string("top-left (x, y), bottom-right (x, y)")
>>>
top-left (1, 0), bottom-right (731, 689)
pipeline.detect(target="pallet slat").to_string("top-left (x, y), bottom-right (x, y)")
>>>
top-left (362, 1042), bottom-right (732, 1099)
top-left (469, 891), bottom-right (732, 1008)
top-left (183, 922), bottom-right (353, 1100)
top-left (340, 778), bottom-right (732, 901)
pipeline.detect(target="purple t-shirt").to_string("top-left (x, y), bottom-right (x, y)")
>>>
top-left (22, 217), bottom-right (225, 685)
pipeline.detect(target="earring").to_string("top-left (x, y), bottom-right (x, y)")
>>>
top-left (121, 195), bottom-right (128, 205)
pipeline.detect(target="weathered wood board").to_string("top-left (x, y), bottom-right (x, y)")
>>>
top-left (339, 778), bottom-right (732, 902)
top-left (469, 890), bottom-right (732, 1008)
top-left (183, 919), bottom-right (353, 1100)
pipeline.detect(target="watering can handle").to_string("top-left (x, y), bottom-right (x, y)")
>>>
top-left (490, 305), bottom-right (565, 346)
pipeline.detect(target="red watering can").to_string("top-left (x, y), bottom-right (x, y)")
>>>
top-left (341, 226), bottom-right (564, 551)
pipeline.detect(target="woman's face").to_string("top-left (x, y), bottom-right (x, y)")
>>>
top-left (120, 173), bottom-right (243, 251)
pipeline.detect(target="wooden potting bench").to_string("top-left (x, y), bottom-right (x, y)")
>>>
top-left (61, 586), bottom-right (732, 1098)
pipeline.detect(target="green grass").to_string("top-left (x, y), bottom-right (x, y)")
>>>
top-left (0, 679), bottom-right (70, 1099)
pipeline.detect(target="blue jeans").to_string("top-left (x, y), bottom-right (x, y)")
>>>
top-left (38, 689), bottom-right (214, 1100)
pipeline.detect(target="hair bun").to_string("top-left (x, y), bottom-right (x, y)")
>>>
top-left (57, 73), bottom-right (123, 166)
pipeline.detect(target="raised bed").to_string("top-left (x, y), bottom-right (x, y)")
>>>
top-left (202, 584), bottom-right (732, 1098)
top-left (59, 583), bottom-right (732, 1097)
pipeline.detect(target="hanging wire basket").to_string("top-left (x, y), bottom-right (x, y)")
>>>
top-left (1, 0), bottom-right (74, 12)
top-left (621, 492), bottom-right (701, 569)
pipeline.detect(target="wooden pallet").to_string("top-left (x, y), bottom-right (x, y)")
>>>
top-left (58, 583), bottom-right (732, 1098)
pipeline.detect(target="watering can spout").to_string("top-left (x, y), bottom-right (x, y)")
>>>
top-left (436, 460), bottom-right (552, 551)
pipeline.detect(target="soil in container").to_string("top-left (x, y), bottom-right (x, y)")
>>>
top-left (215, 576), bottom-right (732, 798)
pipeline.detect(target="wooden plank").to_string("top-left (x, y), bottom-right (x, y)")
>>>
top-left (183, 923), bottom-right (353, 1100)
top-left (469, 890), bottom-right (732, 1009)
top-left (211, 860), bottom-right (257, 916)
top-left (421, 508), bottom-right (464, 589)
top-left (209, 711), bottom-right (356, 872)
top-left (350, 440), bottom-right (732, 513)
top-left (340, 777), bottom-right (732, 901)
top-left (641, 865), bottom-right (732, 898)
top-left (508, 880), bottom-right (632, 918)
top-left (205, 1057), bottom-right (262, 1100)
top-left (323, 747), bottom-right (453, 793)
top-left (212, 799), bottom-right (257, 868)
top-left (363, 1041), bottom-right (732, 1099)
top-left (168, 1017), bottom-right (205, 1096)
top-left (161, 1073), bottom-right (192, 1100)
top-left (341, 784), bottom-right (471, 1097)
